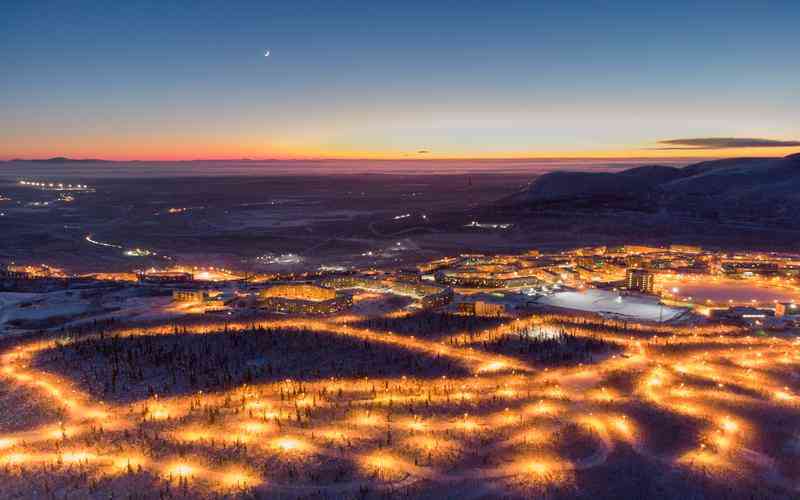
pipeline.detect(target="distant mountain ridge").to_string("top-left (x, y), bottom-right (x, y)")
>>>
top-left (507, 152), bottom-right (800, 226)
top-left (521, 165), bottom-right (687, 202)
top-left (8, 157), bottom-right (109, 163)
top-left (3, 157), bottom-right (273, 163)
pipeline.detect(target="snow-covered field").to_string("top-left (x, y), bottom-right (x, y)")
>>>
top-left (0, 291), bottom-right (91, 331)
top-left (0, 289), bottom-right (175, 334)
top-left (0, 292), bottom-right (39, 310)
top-left (0, 293), bottom-right (798, 498)
top-left (537, 289), bottom-right (686, 322)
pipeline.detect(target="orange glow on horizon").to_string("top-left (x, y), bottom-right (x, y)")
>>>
top-left (2, 144), bottom-right (797, 163)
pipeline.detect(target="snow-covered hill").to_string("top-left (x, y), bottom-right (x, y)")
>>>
top-left (512, 153), bottom-right (800, 224)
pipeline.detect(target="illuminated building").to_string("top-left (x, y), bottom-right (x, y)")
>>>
top-left (557, 268), bottom-right (580, 286)
top-left (138, 271), bottom-right (194, 284)
top-left (260, 284), bottom-right (337, 301)
top-left (172, 289), bottom-right (230, 312)
top-left (669, 244), bottom-right (702, 254)
top-left (319, 275), bottom-right (370, 289)
top-left (172, 290), bottom-right (205, 303)
top-left (0, 263), bottom-right (65, 281)
top-left (712, 306), bottom-right (773, 323)
top-left (320, 276), bottom-right (452, 308)
top-left (775, 301), bottom-right (798, 317)
top-left (458, 301), bottom-right (505, 317)
top-left (573, 245), bottom-right (606, 256)
top-left (0, 263), bottom-right (30, 280)
top-left (203, 298), bottom-right (227, 312)
top-left (721, 261), bottom-right (779, 277)
top-left (435, 268), bottom-right (541, 289)
top-left (258, 284), bottom-right (352, 314)
top-left (625, 268), bottom-right (654, 293)
top-left (608, 245), bottom-right (662, 256)
top-left (417, 257), bottom-right (459, 274)
top-left (626, 255), bottom-right (644, 268)
top-left (420, 286), bottom-right (453, 309)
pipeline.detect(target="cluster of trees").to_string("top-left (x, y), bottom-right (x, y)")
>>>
top-left (358, 311), bottom-right (503, 339)
top-left (34, 325), bottom-right (466, 401)
top-left (482, 326), bottom-right (619, 365)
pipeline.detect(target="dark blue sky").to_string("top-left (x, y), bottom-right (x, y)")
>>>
top-left (2, 1), bottom-right (798, 159)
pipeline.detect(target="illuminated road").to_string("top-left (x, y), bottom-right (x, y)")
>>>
top-left (0, 312), bottom-right (798, 497)
top-left (84, 234), bottom-right (122, 249)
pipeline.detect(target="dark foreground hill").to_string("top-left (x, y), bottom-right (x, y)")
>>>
top-left (502, 153), bottom-right (800, 227)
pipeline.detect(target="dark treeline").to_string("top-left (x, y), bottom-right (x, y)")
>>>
top-left (480, 328), bottom-right (620, 365)
top-left (33, 326), bottom-right (469, 403)
top-left (357, 311), bottom-right (505, 338)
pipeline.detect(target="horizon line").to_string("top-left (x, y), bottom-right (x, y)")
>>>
top-left (3, 151), bottom-right (797, 164)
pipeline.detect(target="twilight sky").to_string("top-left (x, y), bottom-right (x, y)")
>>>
top-left (1, 1), bottom-right (799, 161)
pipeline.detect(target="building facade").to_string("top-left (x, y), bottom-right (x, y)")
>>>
top-left (626, 268), bottom-right (654, 293)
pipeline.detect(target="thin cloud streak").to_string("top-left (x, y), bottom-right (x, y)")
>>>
top-left (653, 137), bottom-right (800, 150)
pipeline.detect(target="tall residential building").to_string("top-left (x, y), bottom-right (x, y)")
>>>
top-left (626, 268), bottom-right (654, 293)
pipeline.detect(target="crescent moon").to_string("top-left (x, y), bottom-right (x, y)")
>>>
top-left (264, 50), bottom-right (270, 57)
